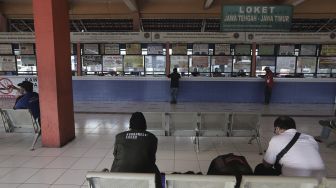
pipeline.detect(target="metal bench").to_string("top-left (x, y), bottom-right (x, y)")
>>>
top-left (0, 108), bottom-right (41, 150)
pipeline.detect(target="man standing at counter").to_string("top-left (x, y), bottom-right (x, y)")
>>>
top-left (264, 67), bottom-right (274, 104)
top-left (167, 68), bottom-right (181, 104)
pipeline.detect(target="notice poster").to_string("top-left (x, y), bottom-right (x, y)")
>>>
top-left (215, 44), bottom-right (231, 55)
top-left (104, 44), bottom-right (120, 55)
top-left (258, 45), bottom-right (275, 55)
top-left (0, 56), bottom-right (16, 71)
top-left (82, 55), bottom-right (102, 71)
top-left (300, 45), bottom-right (316, 56)
top-left (235, 45), bottom-right (251, 55)
top-left (103, 55), bottom-right (123, 71)
top-left (84, 44), bottom-right (99, 54)
top-left (170, 56), bottom-right (188, 72)
top-left (20, 55), bottom-right (36, 66)
top-left (124, 55), bottom-right (143, 71)
top-left (172, 44), bottom-right (187, 55)
top-left (191, 56), bottom-right (209, 68)
top-left (0, 76), bottom-right (38, 98)
top-left (320, 45), bottom-right (336, 56)
top-left (278, 45), bottom-right (295, 55)
top-left (319, 57), bottom-right (336, 69)
top-left (126, 44), bottom-right (141, 55)
top-left (0, 44), bottom-right (13, 54)
top-left (212, 56), bottom-right (232, 65)
top-left (20, 43), bottom-right (34, 55)
top-left (147, 44), bottom-right (163, 55)
top-left (193, 44), bottom-right (208, 55)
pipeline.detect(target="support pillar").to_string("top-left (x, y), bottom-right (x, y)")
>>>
top-left (251, 42), bottom-right (257, 77)
top-left (76, 43), bottom-right (82, 76)
top-left (165, 42), bottom-right (170, 75)
top-left (0, 14), bottom-right (8, 32)
top-left (33, 0), bottom-right (75, 147)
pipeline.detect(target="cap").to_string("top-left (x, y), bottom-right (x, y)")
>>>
top-left (17, 81), bottom-right (33, 91)
top-left (263, 67), bottom-right (270, 71)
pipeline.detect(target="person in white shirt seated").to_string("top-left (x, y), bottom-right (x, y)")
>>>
top-left (254, 116), bottom-right (325, 179)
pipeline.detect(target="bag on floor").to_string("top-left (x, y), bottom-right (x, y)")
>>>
top-left (207, 153), bottom-right (253, 188)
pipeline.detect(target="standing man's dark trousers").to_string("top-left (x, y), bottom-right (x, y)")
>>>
top-left (264, 86), bottom-right (272, 104)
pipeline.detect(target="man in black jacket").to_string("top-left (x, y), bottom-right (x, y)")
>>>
top-left (167, 68), bottom-right (181, 104)
top-left (111, 112), bottom-right (162, 188)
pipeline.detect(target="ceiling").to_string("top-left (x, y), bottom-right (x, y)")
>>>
top-left (1, 0), bottom-right (336, 32)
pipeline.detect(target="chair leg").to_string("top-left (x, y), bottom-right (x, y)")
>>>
top-left (30, 130), bottom-right (41, 151)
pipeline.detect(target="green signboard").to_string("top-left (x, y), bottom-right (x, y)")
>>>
top-left (221, 5), bottom-right (293, 31)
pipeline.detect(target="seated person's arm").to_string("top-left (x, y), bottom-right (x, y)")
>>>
top-left (262, 139), bottom-right (278, 168)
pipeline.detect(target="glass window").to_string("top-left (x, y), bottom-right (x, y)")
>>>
top-left (211, 56), bottom-right (232, 77)
top-left (190, 56), bottom-right (210, 76)
top-left (233, 56), bottom-right (251, 74)
top-left (103, 55), bottom-right (123, 74)
top-left (123, 55), bottom-right (144, 76)
top-left (170, 56), bottom-right (188, 76)
top-left (145, 55), bottom-right (166, 76)
top-left (276, 57), bottom-right (296, 75)
top-left (82, 55), bottom-right (102, 75)
top-left (296, 57), bottom-right (316, 74)
top-left (256, 56), bottom-right (275, 76)
top-left (17, 55), bottom-right (37, 75)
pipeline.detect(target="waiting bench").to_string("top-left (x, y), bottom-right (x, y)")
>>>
top-left (0, 108), bottom-right (41, 150)
top-left (239, 176), bottom-right (319, 188)
top-left (165, 174), bottom-right (236, 188)
top-left (86, 172), bottom-right (156, 188)
top-left (143, 111), bottom-right (262, 154)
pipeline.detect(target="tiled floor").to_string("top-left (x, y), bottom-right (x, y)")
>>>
top-left (0, 102), bottom-right (335, 187)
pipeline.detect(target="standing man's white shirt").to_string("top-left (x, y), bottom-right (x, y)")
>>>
top-left (264, 129), bottom-right (325, 178)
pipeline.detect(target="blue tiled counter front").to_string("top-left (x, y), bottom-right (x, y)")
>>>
top-left (72, 77), bottom-right (336, 104)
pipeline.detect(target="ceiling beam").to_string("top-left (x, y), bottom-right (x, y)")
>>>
top-left (122, 0), bottom-right (138, 12)
top-left (132, 12), bottom-right (140, 31)
top-left (203, 0), bottom-right (215, 9)
top-left (79, 20), bottom-right (87, 32)
top-left (71, 20), bottom-right (80, 32)
top-left (10, 23), bottom-right (21, 32)
top-left (20, 20), bottom-right (33, 32)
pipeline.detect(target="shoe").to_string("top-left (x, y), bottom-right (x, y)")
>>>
top-left (319, 120), bottom-right (336, 129)
top-left (314, 136), bottom-right (323, 143)
top-left (319, 120), bottom-right (331, 127)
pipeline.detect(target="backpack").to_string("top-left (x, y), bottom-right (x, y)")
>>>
top-left (207, 153), bottom-right (253, 188)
